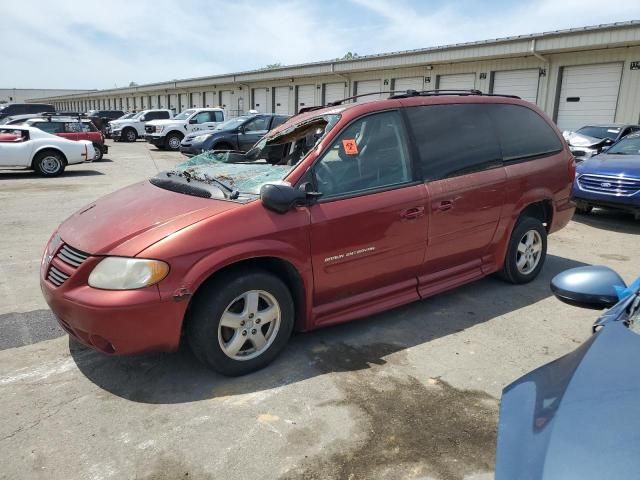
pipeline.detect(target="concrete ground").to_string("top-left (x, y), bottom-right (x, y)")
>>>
top-left (1, 140), bottom-right (638, 480)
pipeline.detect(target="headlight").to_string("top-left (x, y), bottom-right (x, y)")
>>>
top-left (155, 126), bottom-right (164, 133)
top-left (88, 257), bottom-right (169, 290)
top-left (193, 134), bottom-right (210, 143)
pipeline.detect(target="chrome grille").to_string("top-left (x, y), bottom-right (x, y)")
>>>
top-left (46, 243), bottom-right (90, 287)
top-left (577, 174), bottom-right (640, 196)
top-left (56, 244), bottom-right (89, 268)
top-left (47, 265), bottom-right (70, 287)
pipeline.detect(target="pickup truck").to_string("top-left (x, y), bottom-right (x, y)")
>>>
top-left (144, 108), bottom-right (225, 150)
top-left (109, 109), bottom-right (173, 142)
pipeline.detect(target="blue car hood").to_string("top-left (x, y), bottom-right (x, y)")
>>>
top-left (496, 321), bottom-right (640, 480)
top-left (577, 154), bottom-right (640, 178)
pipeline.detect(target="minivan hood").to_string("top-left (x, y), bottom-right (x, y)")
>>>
top-left (577, 153), bottom-right (640, 178)
top-left (57, 180), bottom-right (239, 256)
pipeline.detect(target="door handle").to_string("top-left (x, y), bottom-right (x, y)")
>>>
top-left (435, 200), bottom-right (454, 211)
top-left (401, 206), bottom-right (425, 219)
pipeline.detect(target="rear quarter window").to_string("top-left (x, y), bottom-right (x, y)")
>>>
top-left (405, 104), bottom-right (502, 181)
top-left (488, 104), bottom-right (562, 161)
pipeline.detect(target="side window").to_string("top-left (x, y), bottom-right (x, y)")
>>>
top-left (244, 117), bottom-right (269, 132)
top-left (214, 111), bottom-right (224, 122)
top-left (313, 110), bottom-right (412, 198)
top-left (488, 104), bottom-right (562, 161)
top-left (271, 116), bottom-right (288, 129)
top-left (405, 104), bottom-right (502, 181)
top-left (193, 111), bottom-right (214, 123)
top-left (65, 122), bottom-right (83, 133)
top-left (37, 122), bottom-right (64, 134)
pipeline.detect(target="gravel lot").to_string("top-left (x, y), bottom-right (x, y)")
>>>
top-left (1, 140), bottom-right (638, 480)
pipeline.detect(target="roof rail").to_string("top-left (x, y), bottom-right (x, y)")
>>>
top-left (326, 91), bottom-right (399, 106)
top-left (388, 89), bottom-right (521, 99)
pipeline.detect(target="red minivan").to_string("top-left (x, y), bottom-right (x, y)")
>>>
top-left (40, 92), bottom-right (575, 375)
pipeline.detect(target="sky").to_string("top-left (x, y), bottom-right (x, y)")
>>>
top-left (2, 0), bottom-right (639, 90)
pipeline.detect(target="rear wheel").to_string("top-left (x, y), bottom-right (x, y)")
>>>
top-left (499, 217), bottom-right (547, 284)
top-left (187, 269), bottom-right (294, 376)
top-left (33, 151), bottom-right (66, 177)
top-left (123, 128), bottom-right (137, 142)
top-left (92, 143), bottom-right (103, 161)
top-left (166, 133), bottom-right (183, 151)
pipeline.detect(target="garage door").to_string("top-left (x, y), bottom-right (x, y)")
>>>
top-left (190, 92), bottom-right (201, 108)
top-left (296, 84), bottom-right (315, 112)
top-left (204, 92), bottom-right (215, 107)
top-left (438, 73), bottom-right (476, 90)
top-left (273, 87), bottom-right (290, 115)
top-left (324, 82), bottom-right (345, 104)
top-left (220, 90), bottom-right (233, 116)
top-left (492, 69), bottom-right (540, 104)
top-left (169, 94), bottom-right (177, 112)
top-left (252, 89), bottom-right (268, 113)
top-left (150, 95), bottom-right (157, 108)
top-left (393, 77), bottom-right (423, 94)
top-left (355, 79), bottom-right (381, 102)
top-left (556, 63), bottom-right (623, 131)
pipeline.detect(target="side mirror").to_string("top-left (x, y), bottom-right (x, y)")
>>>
top-left (260, 184), bottom-right (306, 213)
top-left (238, 126), bottom-right (245, 134)
top-left (139, 116), bottom-right (146, 121)
top-left (189, 118), bottom-right (197, 124)
top-left (551, 266), bottom-right (626, 310)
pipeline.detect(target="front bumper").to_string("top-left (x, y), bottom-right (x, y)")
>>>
top-left (572, 182), bottom-right (640, 212)
top-left (40, 249), bottom-right (183, 355)
top-left (145, 134), bottom-right (166, 147)
top-left (179, 143), bottom-right (202, 156)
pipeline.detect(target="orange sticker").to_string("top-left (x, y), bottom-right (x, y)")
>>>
top-left (342, 139), bottom-right (359, 155)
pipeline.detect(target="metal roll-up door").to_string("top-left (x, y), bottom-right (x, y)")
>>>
top-left (324, 82), bottom-right (345, 104)
top-left (190, 92), bottom-right (201, 108)
top-left (220, 90), bottom-right (233, 117)
top-left (273, 87), bottom-right (290, 114)
top-left (354, 79), bottom-right (381, 102)
top-left (296, 84), bottom-right (315, 112)
top-left (492, 69), bottom-right (540, 104)
top-left (205, 92), bottom-right (215, 107)
top-left (392, 77), bottom-right (423, 94)
top-left (437, 73), bottom-right (476, 90)
top-left (168, 94), bottom-right (178, 112)
top-left (150, 95), bottom-right (157, 108)
top-left (252, 88), bottom-right (268, 113)
top-left (555, 63), bottom-right (623, 131)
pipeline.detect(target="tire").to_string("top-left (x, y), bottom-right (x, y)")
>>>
top-left (187, 269), bottom-right (294, 376)
top-left (93, 143), bottom-right (104, 161)
top-left (575, 203), bottom-right (593, 215)
top-left (166, 133), bottom-right (183, 151)
top-left (33, 150), bottom-right (66, 177)
top-left (123, 128), bottom-right (137, 142)
top-left (498, 217), bottom-right (547, 284)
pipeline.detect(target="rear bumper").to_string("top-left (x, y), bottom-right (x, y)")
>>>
top-left (549, 197), bottom-right (575, 234)
top-left (40, 276), bottom-right (184, 355)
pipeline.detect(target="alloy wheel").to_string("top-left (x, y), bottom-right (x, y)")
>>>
top-left (516, 230), bottom-right (542, 275)
top-left (40, 155), bottom-right (62, 174)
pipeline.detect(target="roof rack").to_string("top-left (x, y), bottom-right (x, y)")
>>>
top-left (41, 112), bottom-right (88, 122)
top-left (388, 89), bottom-right (521, 99)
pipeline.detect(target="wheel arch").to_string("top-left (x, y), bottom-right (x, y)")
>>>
top-left (31, 147), bottom-right (68, 169)
top-left (183, 255), bottom-right (308, 335)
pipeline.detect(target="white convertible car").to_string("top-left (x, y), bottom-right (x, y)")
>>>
top-left (0, 125), bottom-right (95, 177)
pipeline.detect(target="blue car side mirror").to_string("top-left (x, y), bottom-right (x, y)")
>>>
top-left (551, 266), bottom-right (627, 310)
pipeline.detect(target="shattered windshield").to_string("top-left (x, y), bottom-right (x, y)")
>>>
top-left (153, 114), bottom-right (340, 199)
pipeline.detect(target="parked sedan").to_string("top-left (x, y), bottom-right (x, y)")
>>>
top-left (0, 125), bottom-right (94, 176)
top-left (563, 123), bottom-right (640, 159)
top-left (179, 114), bottom-right (289, 156)
top-left (572, 133), bottom-right (640, 218)
top-left (496, 265), bottom-right (640, 479)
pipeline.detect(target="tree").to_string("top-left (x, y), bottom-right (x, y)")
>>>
top-left (129, 81), bottom-right (139, 87)
top-left (264, 63), bottom-right (283, 69)
top-left (340, 52), bottom-right (359, 60)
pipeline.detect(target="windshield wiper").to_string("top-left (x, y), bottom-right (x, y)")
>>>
top-left (185, 170), bottom-right (240, 200)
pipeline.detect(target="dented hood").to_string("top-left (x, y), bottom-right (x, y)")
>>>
top-left (57, 180), bottom-right (239, 256)
top-left (496, 321), bottom-right (640, 480)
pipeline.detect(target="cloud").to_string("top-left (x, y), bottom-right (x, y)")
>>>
top-left (1, 0), bottom-right (638, 89)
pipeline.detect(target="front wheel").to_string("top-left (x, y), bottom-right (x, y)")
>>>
top-left (166, 133), bottom-right (183, 151)
top-left (187, 270), bottom-right (294, 376)
top-left (498, 217), bottom-right (547, 284)
top-left (123, 128), bottom-right (137, 142)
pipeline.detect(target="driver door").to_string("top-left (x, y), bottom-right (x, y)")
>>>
top-left (307, 110), bottom-right (427, 326)
top-left (238, 116), bottom-right (270, 151)
top-left (188, 111), bottom-right (220, 133)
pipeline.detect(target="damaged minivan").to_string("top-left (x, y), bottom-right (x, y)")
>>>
top-left (41, 92), bottom-right (575, 375)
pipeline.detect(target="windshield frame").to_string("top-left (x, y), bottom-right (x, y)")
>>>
top-left (576, 125), bottom-right (621, 141)
top-left (173, 109), bottom-right (197, 121)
